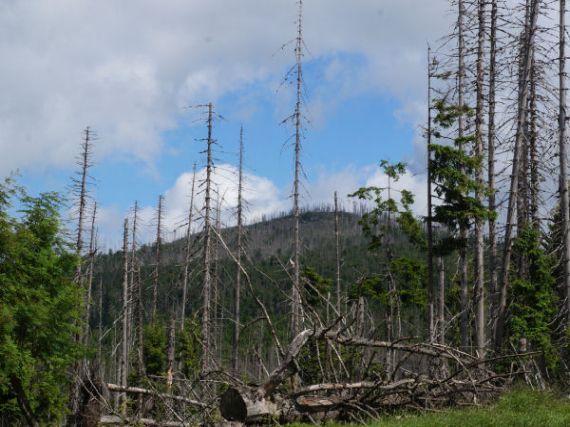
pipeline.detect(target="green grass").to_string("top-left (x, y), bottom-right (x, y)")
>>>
top-left (294, 389), bottom-right (570, 427)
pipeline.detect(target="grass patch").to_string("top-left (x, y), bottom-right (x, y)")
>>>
top-left (292, 389), bottom-right (570, 427)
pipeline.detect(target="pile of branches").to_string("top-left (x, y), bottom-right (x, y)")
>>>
top-left (88, 322), bottom-right (535, 426)
top-left (219, 326), bottom-right (524, 424)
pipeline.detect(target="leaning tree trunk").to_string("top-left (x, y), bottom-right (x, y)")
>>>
top-left (496, 0), bottom-right (539, 348)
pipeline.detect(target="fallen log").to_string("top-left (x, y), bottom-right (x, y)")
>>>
top-left (220, 387), bottom-right (281, 424)
top-left (106, 383), bottom-right (207, 408)
top-left (99, 415), bottom-right (185, 426)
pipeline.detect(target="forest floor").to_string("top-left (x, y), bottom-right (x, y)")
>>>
top-left (292, 388), bottom-right (570, 427)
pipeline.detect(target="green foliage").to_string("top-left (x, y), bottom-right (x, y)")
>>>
top-left (143, 322), bottom-right (167, 377)
top-left (509, 227), bottom-right (558, 368)
top-left (176, 315), bottom-right (202, 379)
top-left (429, 99), bottom-right (492, 256)
top-left (389, 258), bottom-right (427, 308)
top-left (350, 160), bottom-right (425, 250)
top-left (302, 266), bottom-right (332, 309)
top-left (0, 180), bottom-right (82, 424)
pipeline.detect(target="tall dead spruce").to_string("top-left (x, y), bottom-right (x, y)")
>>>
top-left (181, 164), bottom-right (197, 330)
top-left (559, 0), bottom-right (570, 332)
top-left (290, 0), bottom-right (305, 336)
top-left (152, 194), bottom-right (164, 322)
top-left (233, 126), bottom-right (245, 374)
top-left (496, 0), bottom-right (539, 348)
top-left (201, 102), bottom-right (215, 374)
top-left (69, 127), bottom-right (94, 425)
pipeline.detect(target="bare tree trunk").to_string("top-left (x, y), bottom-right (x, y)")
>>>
top-left (291, 0), bottom-right (304, 337)
top-left (181, 165), bottom-right (196, 331)
top-left (214, 193), bottom-right (223, 366)
top-left (233, 127), bottom-right (244, 374)
top-left (496, 0), bottom-right (539, 348)
top-left (69, 126), bottom-right (93, 425)
top-left (84, 202), bottom-right (97, 345)
top-left (529, 47), bottom-right (539, 228)
top-left (75, 127), bottom-right (92, 278)
top-left (427, 45), bottom-right (435, 342)
top-left (517, 0), bottom-right (532, 249)
top-left (559, 0), bottom-right (570, 331)
top-left (98, 278), bottom-right (103, 362)
top-left (201, 103), bottom-right (214, 374)
top-left (130, 202), bottom-right (145, 380)
top-left (488, 0), bottom-right (499, 341)
top-left (334, 191), bottom-right (342, 317)
top-left (438, 257), bottom-right (445, 345)
top-left (120, 218), bottom-right (129, 416)
top-left (475, 0), bottom-right (486, 361)
top-left (457, 0), bottom-right (469, 352)
top-left (166, 317), bottom-right (176, 393)
top-left (152, 195), bottom-right (163, 323)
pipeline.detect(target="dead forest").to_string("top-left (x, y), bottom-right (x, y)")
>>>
top-left (7, 0), bottom-right (570, 425)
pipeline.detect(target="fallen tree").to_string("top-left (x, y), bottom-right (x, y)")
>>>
top-left (218, 327), bottom-right (526, 424)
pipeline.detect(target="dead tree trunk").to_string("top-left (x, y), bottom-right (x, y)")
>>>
top-left (427, 45), bottom-right (436, 342)
top-left (475, 0), bottom-right (486, 361)
top-left (166, 317), bottom-right (176, 392)
top-left (438, 257), bottom-right (445, 345)
top-left (233, 126), bottom-right (245, 374)
top-left (496, 0), bottom-right (539, 348)
top-left (457, 0), bottom-right (469, 352)
top-left (201, 103), bottom-right (214, 374)
top-left (333, 191), bottom-right (343, 320)
top-left (560, 0), bottom-right (570, 331)
top-left (181, 164), bottom-right (196, 331)
top-left (291, 0), bottom-right (305, 337)
top-left (69, 126), bottom-right (94, 425)
top-left (131, 201), bottom-right (145, 379)
top-left (120, 218), bottom-right (129, 416)
top-left (84, 202), bottom-right (97, 345)
top-left (152, 195), bottom-right (163, 323)
top-left (488, 0), bottom-right (499, 340)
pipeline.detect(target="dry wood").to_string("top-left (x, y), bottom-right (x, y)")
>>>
top-left (106, 383), bottom-right (207, 407)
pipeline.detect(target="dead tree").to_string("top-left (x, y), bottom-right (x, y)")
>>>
top-left (166, 317), bottom-right (176, 392)
top-left (488, 0), bottom-right (499, 333)
top-left (181, 164), bottom-right (197, 330)
top-left (474, 0), bottom-right (486, 361)
top-left (74, 127), bottom-right (93, 279)
top-left (438, 257), bottom-right (446, 345)
top-left (69, 126), bottom-right (94, 425)
top-left (233, 126), bottom-right (245, 374)
top-left (84, 202), bottom-right (97, 345)
top-left (559, 0), bottom-right (570, 332)
top-left (457, 0), bottom-right (469, 351)
top-left (496, 0), bottom-right (539, 348)
top-left (152, 195), bottom-right (164, 323)
top-left (334, 191), bottom-right (342, 316)
top-left (495, 0), bottom-right (539, 348)
top-left (120, 218), bottom-right (129, 416)
top-left (213, 191), bottom-right (224, 365)
top-left (201, 102), bottom-right (214, 374)
top-left (427, 46), bottom-right (436, 341)
top-left (131, 201), bottom-right (145, 379)
top-left (291, 0), bottom-right (305, 336)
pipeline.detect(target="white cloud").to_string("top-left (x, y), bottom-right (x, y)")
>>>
top-left (0, 0), bottom-right (451, 176)
top-left (95, 162), bottom-right (430, 249)
top-left (96, 163), bottom-right (287, 248)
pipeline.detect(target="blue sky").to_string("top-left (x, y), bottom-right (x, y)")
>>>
top-left (1, 0), bottom-right (452, 248)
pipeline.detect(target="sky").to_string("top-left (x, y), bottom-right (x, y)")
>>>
top-left (0, 0), bottom-right (454, 249)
